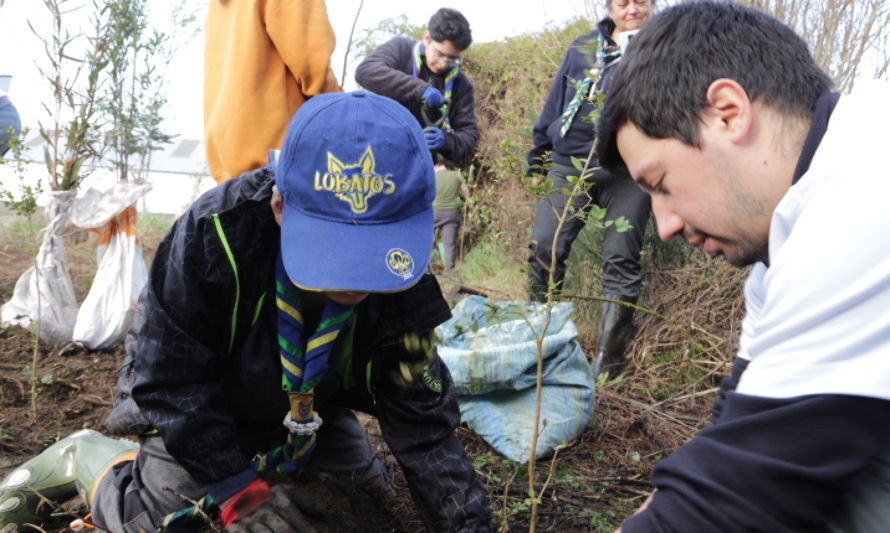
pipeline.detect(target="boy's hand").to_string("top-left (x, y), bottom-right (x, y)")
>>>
top-left (423, 127), bottom-right (445, 150)
top-left (422, 86), bottom-right (445, 108)
top-left (222, 480), bottom-right (322, 533)
top-left (390, 332), bottom-right (437, 388)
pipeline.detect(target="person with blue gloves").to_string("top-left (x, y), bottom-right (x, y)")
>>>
top-left (0, 92), bottom-right (491, 533)
top-left (355, 8), bottom-right (479, 164)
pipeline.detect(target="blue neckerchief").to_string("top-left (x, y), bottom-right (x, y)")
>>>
top-left (160, 255), bottom-right (356, 528)
top-left (413, 40), bottom-right (460, 129)
top-left (559, 33), bottom-right (621, 137)
top-left (270, 252), bottom-right (354, 473)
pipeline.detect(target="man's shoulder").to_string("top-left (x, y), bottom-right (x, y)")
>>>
top-left (570, 29), bottom-right (602, 49)
top-left (450, 71), bottom-right (476, 97)
top-left (563, 30), bottom-right (604, 65)
top-left (380, 36), bottom-right (415, 53)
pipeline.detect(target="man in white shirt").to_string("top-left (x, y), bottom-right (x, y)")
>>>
top-left (596, 2), bottom-right (890, 531)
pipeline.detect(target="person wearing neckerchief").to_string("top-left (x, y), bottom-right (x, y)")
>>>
top-left (0, 92), bottom-right (491, 533)
top-left (355, 8), bottom-right (479, 165)
top-left (526, 0), bottom-right (655, 378)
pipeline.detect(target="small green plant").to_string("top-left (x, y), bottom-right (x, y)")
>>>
top-left (587, 508), bottom-right (622, 532)
top-left (596, 369), bottom-right (624, 389)
top-left (31, 0), bottom-right (110, 192)
top-left (472, 453), bottom-right (504, 484)
top-left (102, 0), bottom-right (196, 183)
top-left (1, 126), bottom-right (46, 419)
top-left (0, 127), bottom-right (42, 219)
top-left (454, 235), bottom-right (526, 298)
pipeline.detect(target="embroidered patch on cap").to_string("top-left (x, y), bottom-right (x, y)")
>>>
top-left (315, 146), bottom-right (396, 214)
top-left (386, 248), bottom-right (415, 280)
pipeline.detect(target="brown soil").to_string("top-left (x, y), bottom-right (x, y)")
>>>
top-left (0, 214), bottom-right (733, 532)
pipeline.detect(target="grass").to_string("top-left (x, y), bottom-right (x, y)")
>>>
top-left (1, 216), bottom-right (45, 244)
top-left (138, 211), bottom-right (175, 237)
top-left (447, 233), bottom-right (528, 301)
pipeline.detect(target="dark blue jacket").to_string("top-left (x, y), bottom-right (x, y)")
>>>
top-left (527, 18), bottom-right (620, 174)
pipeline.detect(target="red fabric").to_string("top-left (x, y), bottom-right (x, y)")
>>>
top-left (220, 478), bottom-right (275, 526)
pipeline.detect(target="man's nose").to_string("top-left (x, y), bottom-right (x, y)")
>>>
top-left (651, 197), bottom-right (683, 242)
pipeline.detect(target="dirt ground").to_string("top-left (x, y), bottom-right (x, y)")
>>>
top-left (0, 214), bottom-right (721, 532)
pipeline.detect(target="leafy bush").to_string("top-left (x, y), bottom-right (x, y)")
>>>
top-left (459, 19), bottom-right (591, 258)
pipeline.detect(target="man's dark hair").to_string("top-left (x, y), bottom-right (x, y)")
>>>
top-left (428, 8), bottom-right (472, 50)
top-left (596, 1), bottom-right (833, 171)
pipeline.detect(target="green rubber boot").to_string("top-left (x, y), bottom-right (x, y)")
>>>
top-left (0, 429), bottom-right (138, 531)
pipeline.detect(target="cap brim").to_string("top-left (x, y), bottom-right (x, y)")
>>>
top-left (280, 204), bottom-right (433, 293)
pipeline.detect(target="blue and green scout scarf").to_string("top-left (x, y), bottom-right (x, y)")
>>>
top-left (260, 253), bottom-right (356, 473)
top-left (559, 33), bottom-right (621, 137)
top-left (413, 41), bottom-right (460, 130)
top-left (161, 254), bottom-right (355, 528)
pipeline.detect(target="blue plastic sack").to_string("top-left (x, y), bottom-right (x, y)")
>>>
top-left (436, 296), bottom-right (596, 461)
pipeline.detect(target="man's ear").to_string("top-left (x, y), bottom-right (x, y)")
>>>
top-left (702, 78), bottom-right (754, 145)
top-left (271, 186), bottom-right (284, 226)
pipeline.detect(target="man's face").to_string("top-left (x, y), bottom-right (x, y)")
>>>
top-left (609, 0), bottom-right (653, 34)
top-left (616, 122), bottom-right (771, 266)
top-left (423, 32), bottom-right (462, 74)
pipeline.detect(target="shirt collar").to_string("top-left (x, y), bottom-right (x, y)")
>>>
top-left (791, 90), bottom-right (840, 185)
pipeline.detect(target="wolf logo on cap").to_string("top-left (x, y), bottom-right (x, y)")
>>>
top-left (314, 146), bottom-right (397, 214)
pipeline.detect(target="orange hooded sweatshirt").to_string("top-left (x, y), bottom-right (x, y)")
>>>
top-left (204, 0), bottom-right (341, 183)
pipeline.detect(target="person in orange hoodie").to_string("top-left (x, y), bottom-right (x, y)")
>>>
top-left (204, 0), bottom-right (341, 183)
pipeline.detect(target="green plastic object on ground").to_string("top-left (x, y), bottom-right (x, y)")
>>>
top-left (0, 429), bottom-right (137, 531)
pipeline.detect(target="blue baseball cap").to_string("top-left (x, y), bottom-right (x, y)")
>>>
top-left (276, 91), bottom-right (435, 292)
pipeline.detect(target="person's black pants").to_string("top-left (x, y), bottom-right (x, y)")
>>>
top-left (528, 162), bottom-right (651, 301)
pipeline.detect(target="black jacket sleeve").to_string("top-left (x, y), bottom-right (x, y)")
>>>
top-left (622, 393), bottom-right (890, 533)
top-left (355, 37), bottom-right (428, 106)
top-left (131, 171), bottom-right (277, 486)
top-left (133, 206), bottom-right (252, 485)
top-left (375, 354), bottom-right (491, 532)
top-left (361, 276), bottom-right (491, 532)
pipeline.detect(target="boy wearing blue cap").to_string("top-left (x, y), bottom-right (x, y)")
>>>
top-left (0, 92), bottom-right (491, 532)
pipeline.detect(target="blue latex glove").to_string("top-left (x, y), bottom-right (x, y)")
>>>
top-left (422, 86), bottom-right (445, 108)
top-left (423, 127), bottom-right (445, 151)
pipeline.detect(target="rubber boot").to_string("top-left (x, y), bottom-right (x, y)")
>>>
top-left (594, 299), bottom-right (637, 378)
top-left (0, 429), bottom-right (138, 530)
